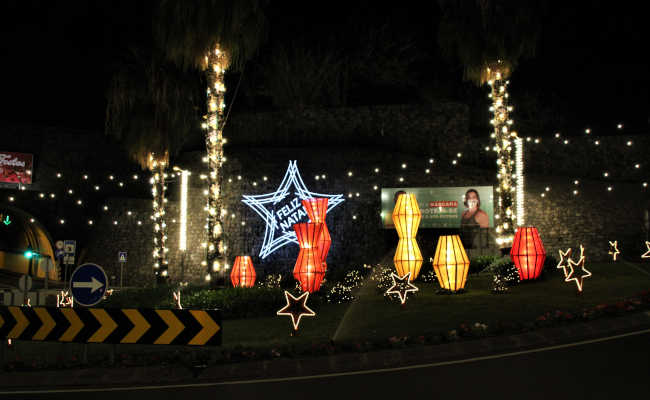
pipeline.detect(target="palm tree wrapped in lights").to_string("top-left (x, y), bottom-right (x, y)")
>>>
top-left (154, 0), bottom-right (267, 283)
top-left (438, 0), bottom-right (545, 248)
top-left (106, 48), bottom-right (200, 284)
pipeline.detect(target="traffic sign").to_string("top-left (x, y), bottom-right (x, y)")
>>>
top-left (18, 275), bottom-right (32, 292)
top-left (63, 255), bottom-right (75, 265)
top-left (70, 263), bottom-right (108, 306)
top-left (55, 240), bottom-right (64, 250)
top-left (0, 306), bottom-right (222, 346)
top-left (55, 249), bottom-right (65, 259)
top-left (118, 251), bottom-right (127, 263)
top-left (64, 240), bottom-right (76, 255)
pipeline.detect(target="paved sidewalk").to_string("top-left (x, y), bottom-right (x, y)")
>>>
top-left (1, 311), bottom-right (649, 390)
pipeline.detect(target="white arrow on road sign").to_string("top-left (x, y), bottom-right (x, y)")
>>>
top-left (72, 277), bottom-right (104, 293)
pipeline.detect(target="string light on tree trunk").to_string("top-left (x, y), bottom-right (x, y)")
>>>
top-left (203, 45), bottom-right (229, 283)
top-left (486, 62), bottom-right (518, 247)
top-left (150, 154), bottom-right (169, 283)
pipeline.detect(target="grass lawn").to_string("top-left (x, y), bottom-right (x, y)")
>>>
top-left (222, 261), bottom-right (650, 350)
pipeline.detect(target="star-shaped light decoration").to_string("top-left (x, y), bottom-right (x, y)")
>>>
top-left (608, 240), bottom-right (620, 261)
top-left (277, 290), bottom-right (316, 331)
top-left (386, 272), bottom-right (419, 304)
top-left (642, 241), bottom-right (650, 259)
top-left (242, 161), bottom-right (344, 258)
top-left (565, 245), bottom-right (592, 292)
top-left (557, 248), bottom-right (572, 278)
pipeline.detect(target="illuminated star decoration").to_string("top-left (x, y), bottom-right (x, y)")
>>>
top-left (277, 290), bottom-right (316, 331)
top-left (386, 272), bottom-right (419, 304)
top-left (642, 241), bottom-right (650, 259)
top-left (608, 240), bottom-right (620, 261)
top-left (565, 245), bottom-right (592, 292)
top-left (242, 161), bottom-right (344, 258)
top-left (557, 248), bottom-right (572, 278)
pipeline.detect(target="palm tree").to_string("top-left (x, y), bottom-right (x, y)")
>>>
top-left (106, 47), bottom-right (201, 284)
top-left (437, 0), bottom-right (545, 248)
top-left (153, 0), bottom-right (267, 283)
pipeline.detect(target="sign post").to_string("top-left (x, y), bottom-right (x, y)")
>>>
top-left (18, 275), bottom-right (32, 305)
top-left (40, 258), bottom-right (54, 290)
top-left (70, 263), bottom-right (108, 307)
top-left (118, 252), bottom-right (127, 288)
top-left (63, 240), bottom-right (76, 287)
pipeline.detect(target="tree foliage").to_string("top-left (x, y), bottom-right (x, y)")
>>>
top-left (105, 47), bottom-right (201, 169)
top-left (153, 0), bottom-right (268, 72)
top-left (437, 0), bottom-right (545, 84)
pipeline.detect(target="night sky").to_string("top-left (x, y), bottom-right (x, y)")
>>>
top-left (1, 0), bottom-right (647, 135)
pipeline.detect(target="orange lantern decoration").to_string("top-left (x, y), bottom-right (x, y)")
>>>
top-left (432, 235), bottom-right (470, 291)
top-left (293, 222), bottom-right (326, 292)
top-left (230, 256), bottom-right (257, 287)
top-left (302, 198), bottom-right (331, 270)
top-left (392, 193), bottom-right (423, 279)
top-left (510, 226), bottom-right (546, 280)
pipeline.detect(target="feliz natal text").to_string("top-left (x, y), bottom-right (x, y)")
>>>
top-left (275, 197), bottom-right (308, 232)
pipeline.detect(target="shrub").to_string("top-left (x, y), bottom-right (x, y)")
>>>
top-left (257, 273), bottom-right (282, 289)
top-left (484, 256), bottom-right (519, 291)
top-left (326, 282), bottom-right (354, 304)
top-left (369, 264), bottom-right (395, 295)
top-left (103, 286), bottom-right (175, 308)
top-left (469, 255), bottom-right (499, 274)
top-left (181, 286), bottom-right (289, 319)
top-left (540, 255), bottom-right (560, 278)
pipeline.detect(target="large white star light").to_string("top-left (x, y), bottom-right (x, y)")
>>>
top-left (242, 161), bottom-right (344, 258)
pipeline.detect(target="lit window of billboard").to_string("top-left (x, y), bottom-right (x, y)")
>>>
top-left (0, 152), bottom-right (34, 184)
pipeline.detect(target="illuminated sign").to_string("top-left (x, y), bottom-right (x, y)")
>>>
top-left (242, 161), bottom-right (344, 258)
top-left (381, 186), bottom-right (494, 229)
top-left (0, 152), bottom-right (33, 184)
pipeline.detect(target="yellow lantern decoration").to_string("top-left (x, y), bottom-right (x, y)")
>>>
top-left (392, 193), bottom-right (423, 279)
top-left (432, 235), bottom-right (470, 292)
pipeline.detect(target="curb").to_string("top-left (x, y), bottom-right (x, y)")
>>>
top-left (1, 311), bottom-right (649, 390)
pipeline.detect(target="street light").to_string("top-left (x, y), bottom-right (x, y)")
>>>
top-left (24, 246), bottom-right (36, 259)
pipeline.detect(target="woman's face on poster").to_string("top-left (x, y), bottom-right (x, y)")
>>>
top-left (466, 191), bottom-right (479, 209)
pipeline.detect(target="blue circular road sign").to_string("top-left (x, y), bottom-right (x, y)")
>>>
top-left (70, 263), bottom-right (108, 306)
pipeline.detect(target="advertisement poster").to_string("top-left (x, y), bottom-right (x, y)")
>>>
top-left (0, 152), bottom-right (33, 184)
top-left (381, 186), bottom-right (494, 229)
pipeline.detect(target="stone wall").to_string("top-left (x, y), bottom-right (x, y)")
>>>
top-left (84, 146), bottom-right (650, 287)
top-left (2, 113), bottom-right (649, 287)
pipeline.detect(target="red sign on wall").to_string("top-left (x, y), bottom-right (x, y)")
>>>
top-left (0, 152), bottom-right (33, 184)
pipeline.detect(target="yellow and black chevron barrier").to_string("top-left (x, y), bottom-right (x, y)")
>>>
top-left (0, 306), bottom-right (221, 346)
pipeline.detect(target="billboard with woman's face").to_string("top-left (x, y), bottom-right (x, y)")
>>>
top-left (0, 152), bottom-right (33, 184)
top-left (381, 186), bottom-right (494, 229)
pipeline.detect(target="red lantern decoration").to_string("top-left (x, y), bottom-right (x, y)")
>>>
top-left (510, 227), bottom-right (546, 280)
top-left (230, 256), bottom-right (257, 287)
top-left (293, 222), bottom-right (326, 292)
top-left (302, 198), bottom-right (331, 270)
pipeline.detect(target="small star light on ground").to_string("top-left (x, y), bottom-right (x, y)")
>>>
top-left (277, 290), bottom-right (316, 331)
top-left (608, 241), bottom-right (620, 261)
top-left (242, 160), bottom-right (343, 258)
top-left (564, 245), bottom-right (592, 292)
top-left (642, 242), bottom-right (650, 259)
top-left (386, 272), bottom-right (419, 304)
top-left (557, 248), bottom-right (573, 278)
